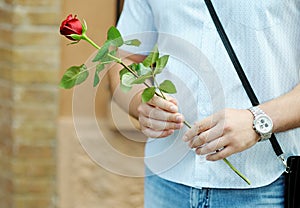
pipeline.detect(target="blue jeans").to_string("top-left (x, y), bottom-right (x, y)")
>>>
top-left (144, 169), bottom-right (285, 208)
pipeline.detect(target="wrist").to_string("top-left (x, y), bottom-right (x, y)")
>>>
top-left (245, 109), bottom-right (261, 143)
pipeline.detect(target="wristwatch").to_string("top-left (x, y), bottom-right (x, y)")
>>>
top-left (248, 106), bottom-right (273, 142)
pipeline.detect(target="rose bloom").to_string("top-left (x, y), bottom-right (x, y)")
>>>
top-left (60, 14), bottom-right (82, 40)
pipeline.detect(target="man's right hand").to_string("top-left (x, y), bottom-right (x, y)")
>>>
top-left (137, 95), bottom-right (185, 138)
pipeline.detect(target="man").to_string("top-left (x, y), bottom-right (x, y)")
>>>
top-left (109, 1), bottom-right (300, 207)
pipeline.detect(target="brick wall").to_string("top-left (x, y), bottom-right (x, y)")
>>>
top-left (0, 0), bottom-right (60, 207)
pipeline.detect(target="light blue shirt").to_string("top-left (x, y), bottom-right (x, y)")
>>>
top-left (117, 0), bottom-right (300, 188)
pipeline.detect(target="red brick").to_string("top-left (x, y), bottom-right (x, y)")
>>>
top-left (12, 68), bottom-right (59, 84)
top-left (0, 6), bottom-right (13, 24)
top-left (12, 30), bottom-right (59, 47)
top-left (13, 105), bottom-right (57, 121)
top-left (0, 82), bottom-right (12, 101)
top-left (0, 176), bottom-right (13, 195)
top-left (13, 196), bottom-right (54, 208)
top-left (5, 0), bottom-right (59, 7)
top-left (0, 65), bottom-right (12, 81)
top-left (0, 135), bottom-right (13, 156)
top-left (12, 48), bottom-right (60, 70)
top-left (12, 159), bottom-right (55, 177)
top-left (13, 121), bottom-right (57, 144)
top-left (0, 192), bottom-right (12, 208)
top-left (14, 86), bottom-right (58, 105)
top-left (14, 178), bottom-right (55, 195)
top-left (14, 145), bottom-right (54, 159)
top-left (0, 28), bottom-right (13, 45)
top-left (0, 47), bottom-right (13, 64)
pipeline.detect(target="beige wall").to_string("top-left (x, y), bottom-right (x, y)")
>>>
top-left (60, 0), bottom-right (116, 117)
top-left (58, 1), bottom-right (145, 208)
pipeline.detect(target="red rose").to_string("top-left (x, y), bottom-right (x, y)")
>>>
top-left (60, 14), bottom-right (83, 41)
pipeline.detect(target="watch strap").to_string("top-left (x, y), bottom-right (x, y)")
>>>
top-left (204, 0), bottom-right (284, 157)
top-left (248, 106), bottom-right (273, 142)
top-left (249, 106), bottom-right (264, 117)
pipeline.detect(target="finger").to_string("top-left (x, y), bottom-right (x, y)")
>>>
top-left (139, 114), bottom-right (183, 131)
top-left (205, 146), bottom-right (233, 161)
top-left (166, 96), bottom-right (178, 106)
top-left (138, 103), bottom-right (184, 123)
top-left (148, 96), bottom-right (178, 113)
top-left (189, 123), bottom-right (224, 148)
top-left (195, 136), bottom-right (227, 155)
top-left (141, 126), bottom-right (174, 138)
top-left (182, 115), bottom-right (218, 142)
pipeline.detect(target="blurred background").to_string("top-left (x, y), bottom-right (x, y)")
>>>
top-left (0, 0), bottom-right (146, 207)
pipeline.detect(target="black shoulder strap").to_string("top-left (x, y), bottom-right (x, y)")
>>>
top-left (204, 0), bottom-right (284, 157)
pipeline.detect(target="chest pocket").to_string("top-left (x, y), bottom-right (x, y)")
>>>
top-left (230, 1), bottom-right (283, 31)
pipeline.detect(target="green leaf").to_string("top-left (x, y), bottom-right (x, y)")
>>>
top-left (96, 63), bottom-right (105, 72)
top-left (158, 80), bottom-right (177, 94)
top-left (137, 63), bottom-right (152, 76)
top-left (141, 87), bottom-right (156, 103)
top-left (93, 64), bottom-right (105, 87)
top-left (119, 63), bottom-right (139, 79)
top-left (124, 39), bottom-right (141, 47)
top-left (100, 49), bottom-right (117, 64)
top-left (131, 74), bottom-right (152, 84)
top-left (67, 41), bottom-right (80, 46)
top-left (142, 45), bottom-right (159, 67)
top-left (121, 72), bottom-right (136, 87)
top-left (120, 84), bottom-right (132, 93)
top-left (109, 49), bottom-right (117, 57)
top-left (107, 26), bottom-right (124, 47)
top-left (81, 19), bottom-right (87, 34)
top-left (92, 41), bottom-right (110, 62)
top-left (59, 64), bottom-right (89, 89)
top-left (119, 68), bottom-right (128, 80)
top-left (94, 74), bottom-right (100, 87)
top-left (128, 63), bottom-right (138, 73)
top-left (119, 69), bottom-right (133, 92)
top-left (154, 55), bottom-right (169, 75)
top-left (107, 26), bottom-right (122, 40)
top-left (68, 34), bottom-right (83, 41)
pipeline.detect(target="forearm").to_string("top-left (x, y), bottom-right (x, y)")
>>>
top-left (260, 83), bottom-right (300, 133)
top-left (108, 51), bottom-right (146, 119)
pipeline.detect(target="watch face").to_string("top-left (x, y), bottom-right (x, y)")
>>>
top-left (254, 115), bottom-right (273, 134)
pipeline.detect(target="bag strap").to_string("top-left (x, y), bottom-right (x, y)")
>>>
top-left (204, 0), bottom-right (286, 160)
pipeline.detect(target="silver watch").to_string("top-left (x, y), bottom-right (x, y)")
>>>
top-left (248, 106), bottom-right (273, 142)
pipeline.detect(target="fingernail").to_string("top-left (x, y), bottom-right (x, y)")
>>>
top-left (176, 115), bottom-right (182, 122)
top-left (175, 123), bottom-right (182, 129)
top-left (169, 129), bottom-right (174, 135)
top-left (196, 148), bottom-right (202, 155)
top-left (182, 135), bottom-right (188, 142)
top-left (170, 105), bottom-right (177, 112)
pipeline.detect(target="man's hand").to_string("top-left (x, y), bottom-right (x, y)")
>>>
top-left (182, 108), bottom-right (260, 161)
top-left (138, 95), bottom-right (185, 138)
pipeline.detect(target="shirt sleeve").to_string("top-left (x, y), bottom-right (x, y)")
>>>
top-left (117, 0), bottom-right (158, 54)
